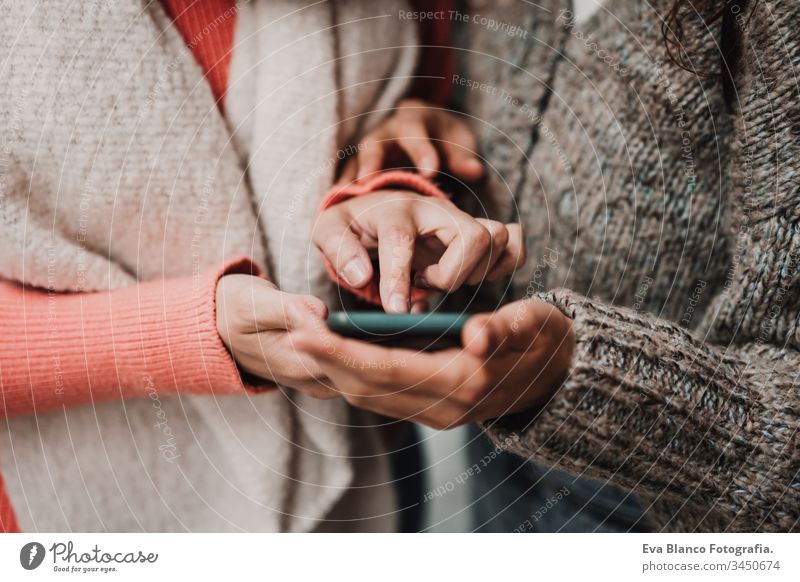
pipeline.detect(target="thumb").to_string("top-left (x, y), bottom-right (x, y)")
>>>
top-left (284, 294), bottom-right (328, 330)
top-left (462, 301), bottom-right (541, 357)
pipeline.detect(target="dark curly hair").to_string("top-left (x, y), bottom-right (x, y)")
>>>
top-left (662, 0), bottom-right (758, 104)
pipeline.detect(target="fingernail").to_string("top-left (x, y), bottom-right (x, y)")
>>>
top-left (342, 259), bottom-right (368, 286)
top-left (388, 293), bottom-right (408, 313)
top-left (414, 275), bottom-right (429, 289)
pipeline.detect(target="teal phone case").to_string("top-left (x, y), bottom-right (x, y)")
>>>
top-left (326, 312), bottom-right (468, 341)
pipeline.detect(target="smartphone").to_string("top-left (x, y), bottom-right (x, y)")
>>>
top-left (326, 311), bottom-right (469, 349)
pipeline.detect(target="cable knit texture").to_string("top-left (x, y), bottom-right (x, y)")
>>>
top-left (464, 0), bottom-right (799, 531)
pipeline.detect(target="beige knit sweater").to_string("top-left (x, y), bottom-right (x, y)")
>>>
top-left (464, 0), bottom-right (799, 532)
top-left (0, 0), bottom-right (417, 532)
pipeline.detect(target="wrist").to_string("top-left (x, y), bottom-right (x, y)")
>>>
top-left (545, 310), bottom-right (575, 391)
top-left (215, 275), bottom-right (233, 352)
top-left (525, 310), bottom-right (575, 413)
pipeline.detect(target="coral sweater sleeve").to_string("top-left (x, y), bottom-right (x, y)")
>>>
top-left (160, 0), bottom-right (456, 108)
top-left (0, 257), bottom-right (268, 419)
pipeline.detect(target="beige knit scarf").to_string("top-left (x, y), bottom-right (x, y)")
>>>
top-left (0, 0), bottom-right (417, 531)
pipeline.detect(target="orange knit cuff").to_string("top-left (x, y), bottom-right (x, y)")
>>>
top-left (318, 170), bottom-right (449, 305)
top-left (0, 257), bottom-right (272, 419)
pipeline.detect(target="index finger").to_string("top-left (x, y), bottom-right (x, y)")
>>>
top-left (377, 220), bottom-right (416, 313)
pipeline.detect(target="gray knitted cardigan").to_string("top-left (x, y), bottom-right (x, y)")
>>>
top-left (463, 0), bottom-right (799, 532)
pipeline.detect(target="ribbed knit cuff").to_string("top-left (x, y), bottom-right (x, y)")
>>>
top-left (318, 170), bottom-right (449, 305)
top-left (1, 257), bottom-right (271, 417)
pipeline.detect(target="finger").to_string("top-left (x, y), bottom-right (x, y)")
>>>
top-left (460, 313), bottom-right (495, 357)
top-left (292, 328), bottom-right (448, 388)
top-left (487, 223), bottom-right (525, 281)
top-left (290, 328), bottom-right (424, 390)
top-left (414, 208), bottom-right (492, 292)
top-left (394, 121), bottom-right (439, 178)
top-left (292, 329), bottom-right (480, 427)
top-left (436, 114), bottom-right (483, 181)
top-left (290, 380), bottom-right (341, 400)
top-left (236, 324), bottom-right (328, 383)
top-left (357, 133), bottom-right (388, 180)
top-left (410, 300), bottom-right (429, 314)
top-left (230, 276), bottom-right (295, 331)
top-left (377, 220), bottom-right (416, 313)
top-left (251, 291), bottom-right (327, 332)
top-left (462, 312), bottom-right (516, 358)
top-left (291, 329), bottom-right (402, 403)
top-left (313, 213), bottom-right (374, 288)
top-left (284, 294), bottom-right (328, 329)
top-left (260, 337), bottom-right (332, 391)
top-left (464, 219), bottom-right (509, 285)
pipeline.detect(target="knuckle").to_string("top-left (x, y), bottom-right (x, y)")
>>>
top-left (435, 269), bottom-right (460, 293)
top-left (444, 267), bottom-right (468, 292)
top-left (431, 196), bottom-right (456, 211)
top-left (460, 381), bottom-right (489, 409)
top-left (423, 198), bottom-right (454, 219)
top-left (301, 295), bottom-right (326, 318)
top-left (376, 361), bottom-right (402, 385)
top-left (385, 191), bottom-right (417, 209)
top-left (341, 384), bottom-right (369, 406)
top-left (230, 281), bottom-right (257, 321)
top-left (466, 272), bottom-right (484, 286)
top-left (489, 222), bottom-right (509, 247)
top-left (384, 223), bottom-right (413, 244)
top-left (466, 223), bottom-right (491, 250)
top-left (335, 239), bottom-right (362, 263)
top-left (457, 367), bottom-right (492, 405)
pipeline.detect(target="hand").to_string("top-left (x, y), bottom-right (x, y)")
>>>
top-left (215, 274), bottom-right (337, 399)
top-left (290, 299), bottom-right (575, 428)
top-left (313, 189), bottom-right (525, 313)
top-left (338, 99), bottom-right (484, 184)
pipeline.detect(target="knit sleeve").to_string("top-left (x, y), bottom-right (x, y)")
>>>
top-left (483, 288), bottom-right (800, 533)
top-left (0, 257), bottom-right (273, 418)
